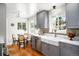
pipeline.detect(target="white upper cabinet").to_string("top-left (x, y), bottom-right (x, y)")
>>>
top-left (66, 3), bottom-right (79, 28)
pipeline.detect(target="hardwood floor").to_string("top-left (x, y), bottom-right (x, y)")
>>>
top-left (8, 44), bottom-right (44, 56)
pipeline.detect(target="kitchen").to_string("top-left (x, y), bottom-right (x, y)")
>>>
top-left (0, 3), bottom-right (79, 56)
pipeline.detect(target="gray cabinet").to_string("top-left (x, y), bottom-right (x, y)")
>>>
top-left (35, 37), bottom-right (41, 52)
top-left (41, 41), bottom-right (59, 56)
top-left (41, 42), bottom-right (49, 56)
top-left (48, 44), bottom-right (59, 56)
top-left (31, 36), bottom-right (36, 49)
top-left (59, 42), bottom-right (79, 56)
top-left (36, 10), bottom-right (49, 28)
top-left (31, 35), bottom-right (42, 52)
top-left (66, 3), bottom-right (79, 28)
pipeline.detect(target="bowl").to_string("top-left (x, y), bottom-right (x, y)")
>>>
top-left (67, 31), bottom-right (76, 40)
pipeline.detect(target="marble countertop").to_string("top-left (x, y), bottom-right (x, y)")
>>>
top-left (31, 33), bottom-right (79, 46)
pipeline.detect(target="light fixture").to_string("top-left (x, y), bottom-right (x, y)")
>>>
top-left (53, 5), bottom-right (56, 9)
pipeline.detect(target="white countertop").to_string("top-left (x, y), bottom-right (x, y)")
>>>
top-left (31, 33), bottom-right (79, 46)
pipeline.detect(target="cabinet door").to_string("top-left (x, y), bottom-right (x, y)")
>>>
top-left (41, 42), bottom-right (49, 55)
top-left (31, 36), bottom-right (36, 49)
top-left (66, 4), bottom-right (79, 28)
top-left (37, 10), bottom-right (49, 28)
top-left (59, 42), bottom-right (79, 56)
top-left (48, 44), bottom-right (59, 56)
top-left (37, 11), bottom-right (45, 28)
top-left (36, 38), bottom-right (41, 52)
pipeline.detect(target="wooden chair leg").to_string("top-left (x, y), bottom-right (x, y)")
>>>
top-left (19, 43), bottom-right (20, 49)
top-left (23, 42), bottom-right (25, 49)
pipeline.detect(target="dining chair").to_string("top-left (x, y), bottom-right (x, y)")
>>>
top-left (18, 35), bottom-right (25, 49)
top-left (24, 33), bottom-right (31, 45)
top-left (12, 34), bottom-right (17, 45)
top-left (24, 33), bottom-right (28, 45)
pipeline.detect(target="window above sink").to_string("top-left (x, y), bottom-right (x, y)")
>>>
top-left (49, 4), bottom-right (67, 34)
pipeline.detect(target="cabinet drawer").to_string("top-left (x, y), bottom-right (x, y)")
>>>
top-left (60, 47), bottom-right (79, 56)
top-left (59, 42), bottom-right (79, 56)
top-left (59, 42), bottom-right (79, 51)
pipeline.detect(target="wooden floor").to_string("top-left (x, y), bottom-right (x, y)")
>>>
top-left (8, 44), bottom-right (44, 56)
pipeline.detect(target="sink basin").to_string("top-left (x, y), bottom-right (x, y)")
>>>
top-left (41, 34), bottom-right (68, 46)
top-left (41, 37), bottom-right (60, 46)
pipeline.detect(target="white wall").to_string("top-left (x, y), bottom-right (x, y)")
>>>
top-left (6, 4), bottom-right (28, 45)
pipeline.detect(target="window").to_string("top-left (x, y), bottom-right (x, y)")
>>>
top-left (22, 23), bottom-right (26, 31)
top-left (49, 4), bottom-right (66, 34)
top-left (18, 22), bottom-right (21, 30)
top-left (17, 22), bottom-right (26, 31)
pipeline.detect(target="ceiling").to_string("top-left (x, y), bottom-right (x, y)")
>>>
top-left (6, 3), bottom-right (65, 19)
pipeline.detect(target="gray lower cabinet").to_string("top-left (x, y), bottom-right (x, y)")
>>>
top-left (31, 35), bottom-right (42, 52)
top-left (41, 41), bottom-right (59, 56)
top-left (35, 37), bottom-right (41, 52)
top-left (59, 42), bottom-right (79, 56)
top-left (41, 42), bottom-right (48, 56)
top-left (31, 36), bottom-right (36, 49)
top-left (48, 44), bottom-right (59, 56)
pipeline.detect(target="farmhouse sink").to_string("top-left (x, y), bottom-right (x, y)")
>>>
top-left (41, 36), bottom-right (60, 46)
